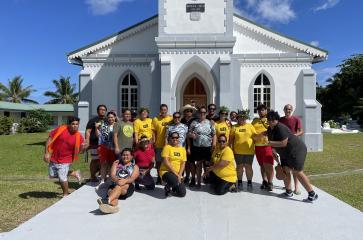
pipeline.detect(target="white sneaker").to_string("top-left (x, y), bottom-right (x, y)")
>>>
top-left (99, 204), bottom-right (119, 214)
top-left (75, 170), bottom-right (82, 184)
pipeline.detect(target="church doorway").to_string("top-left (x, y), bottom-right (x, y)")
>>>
top-left (183, 77), bottom-right (207, 108)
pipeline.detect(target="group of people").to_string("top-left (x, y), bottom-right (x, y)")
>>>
top-left (43, 102), bottom-right (318, 214)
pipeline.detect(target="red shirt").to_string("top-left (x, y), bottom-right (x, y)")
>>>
top-left (279, 116), bottom-right (302, 135)
top-left (133, 144), bottom-right (155, 168)
top-left (49, 127), bottom-right (84, 164)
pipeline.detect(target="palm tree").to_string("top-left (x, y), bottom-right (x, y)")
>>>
top-left (0, 76), bottom-right (38, 103)
top-left (44, 76), bottom-right (78, 104)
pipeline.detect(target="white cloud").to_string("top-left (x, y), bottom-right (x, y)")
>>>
top-left (236, 0), bottom-right (296, 24)
top-left (315, 67), bottom-right (339, 85)
top-left (310, 41), bottom-right (319, 47)
top-left (85, 0), bottom-right (133, 15)
top-left (314, 0), bottom-right (340, 12)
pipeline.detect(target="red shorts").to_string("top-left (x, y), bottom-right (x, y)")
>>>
top-left (255, 146), bottom-right (274, 166)
top-left (98, 145), bottom-right (116, 164)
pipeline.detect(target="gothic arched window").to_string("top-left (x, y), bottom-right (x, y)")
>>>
top-left (120, 73), bottom-right (138, 112)
top-left (253, 73), bottom-right (271, 113)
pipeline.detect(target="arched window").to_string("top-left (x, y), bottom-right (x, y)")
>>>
top-left (120, 73), bottom-right (138, 112)
top-left (253, 73), bottom-right (271, 113)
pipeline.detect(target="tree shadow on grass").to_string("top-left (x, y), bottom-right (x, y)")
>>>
top-left (26, 141), bottom-right (46, 146)
top-left (53, 181), bottom-right (83, 191)
top-left (19, 191), bottom-right (60, 199)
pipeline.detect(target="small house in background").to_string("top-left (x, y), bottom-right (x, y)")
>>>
top-left (0, 101), bottom-right (74, 127)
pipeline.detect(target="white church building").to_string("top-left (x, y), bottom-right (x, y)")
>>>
top-left (68, 0), bottom-right (327, 151)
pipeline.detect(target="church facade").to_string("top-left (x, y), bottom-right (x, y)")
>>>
top-left (68, 0), bottom-right (327, 151)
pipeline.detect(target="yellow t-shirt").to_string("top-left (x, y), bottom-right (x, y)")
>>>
top-left (214, 120), bottom-right (230, 142)
top-left (159, 145), bottom-right (187, 177)
top-left (211, 146), bottom-right (237, 183)
top-left (134, 118), bottom-right (154, 140)
top-left (251, 117), bottom-right (269, 146)
top-left (231, 123), bottom-right (257, 155)
top-left (152, 115), bottom-right (173, 148)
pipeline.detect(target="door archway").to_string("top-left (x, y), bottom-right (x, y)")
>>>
top-left (183, 77), bottom-right (207, 107)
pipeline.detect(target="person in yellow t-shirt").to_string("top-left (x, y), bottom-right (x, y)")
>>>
top-left (152, 104), bottom-right (173, 184)
top-left (251, 104), bottom-right (274, 191)
top-left (214, 106), bottom-right (231, 143)
top-left (159, 132), bottom-right (187, 197)
top-left (204, 134), bottom-right (237, 195)
top-left (134, 107), bottom-right (154, 144)
top-left (230, 110), bottom-right (258, 190)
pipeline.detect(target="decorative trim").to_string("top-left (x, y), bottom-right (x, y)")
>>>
top-left (233, 14), bottom-right (327, 60)
top-left (240, 63), bottom-right (312, 68)
top-left (83, 63), bottom-right (150, 68)
top-left (159, 49), bottom-right (232, 55)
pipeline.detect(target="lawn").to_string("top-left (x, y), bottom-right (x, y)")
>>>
top-left (0, 132), bottom-right (362, 232)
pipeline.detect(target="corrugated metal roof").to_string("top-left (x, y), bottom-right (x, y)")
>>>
top-left (0, 101), bottom-right (74, 112)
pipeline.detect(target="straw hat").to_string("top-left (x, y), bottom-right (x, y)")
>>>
top-left (180, 104), bottom-right (197, 113)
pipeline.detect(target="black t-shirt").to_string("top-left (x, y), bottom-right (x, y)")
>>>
top-left (86, 116), bottom-right (106, 147)
top-left (267, 122), bottom-right (304, 158)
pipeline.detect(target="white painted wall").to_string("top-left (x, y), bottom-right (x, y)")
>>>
top-left (164, 0), bottom-right (226, 34)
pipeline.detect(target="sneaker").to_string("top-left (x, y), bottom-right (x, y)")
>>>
top-left (283, 191), bottom-right (293, 198)
top-left (189, 178), bottom-right (196, 187)
top-left (237, 182), bottom-right (243, 190)
top-left (97, 198), bottom-right (109, 205)
top-left (307, 193), bottom-right (318, 202)
top-left (99, 204), bottom-right (119, 214)
top-left (267, 182), bottom-right (273, 192)
top-left (75, 170), bottom-right (82, 184)
top-left (183, 177), bottom-right (190, 184)
top-left (135, 183), bottom-right (141, 190)
top-left (164, 185), bottom-right (171, 197)
top-left (260, 181), bottom-right (268, 190)
top-left (247, 181), bottom-right (253, 190)
top-left (196, 182), bottom-right (202, 189)
top-left (229, 184), bottom-right (237, 193)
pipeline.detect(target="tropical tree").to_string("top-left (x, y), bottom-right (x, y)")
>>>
top-left (0, 76), bottom-right (38, 103)
top-left (44, 76), bottom-right (79, 104)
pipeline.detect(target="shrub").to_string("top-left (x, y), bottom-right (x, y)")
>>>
top-left (18, 109), bottom-right (52, 133)
top-left (0, 116), bottom-right (13, 135)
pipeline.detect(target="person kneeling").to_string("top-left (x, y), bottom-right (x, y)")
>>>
top-left (204, 134), bottom-right (237, 195)
top-left (97, 148), bottom-right (139, 214)
top-left (160, 132), bottom-right (187, 197)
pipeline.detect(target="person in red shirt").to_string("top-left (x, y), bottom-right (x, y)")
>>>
top-left (133, 135), bottom-right (155, 190)
top-left (279, 104), bottom-right (304, 195)
top-left (44, 117), bottom-right (86, 197)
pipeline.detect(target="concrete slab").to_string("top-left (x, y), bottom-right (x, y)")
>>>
top-left (2, 162), bottom-right (363, 240)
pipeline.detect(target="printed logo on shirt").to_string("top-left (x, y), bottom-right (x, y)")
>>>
top-left (220, 127), bottom-right (227, 132)
top-left (174, 152), bottom-right (181, 157)
top-left (215, 153), bottom-right (221, 158)
top-left (123, 125), bottom-right (134, 138)
top-left (239, 129), bottom-right (246, 132)
top-left (143, 124), bottom-right (149, 128)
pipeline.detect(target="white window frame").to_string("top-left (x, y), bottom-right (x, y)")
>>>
top-left (120, 73), bottom-right (138, 113)
top-left (253, 73), bottom-right (271, 113)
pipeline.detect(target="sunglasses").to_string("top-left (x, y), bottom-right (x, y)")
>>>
top-left (209, 108), bottom-right (216, 111)
top-left (218, 140), bottom-right (226, 143)
top-left (184, 109), bottom-right (193, 113)
top-left (171, 136), bottom-right (179, 139)
top-left (173, 116), bottom-right (181, 119)
top-left (220, 112), bottom-right (227, 115)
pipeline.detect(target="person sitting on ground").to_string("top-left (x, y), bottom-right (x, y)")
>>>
top-left (97, 148), bottom-right (139, 214)
top-left (133, 135), bottom-right (155, 190)
top-left (44, 116), bottom-right (86, 197)
top-left (279, 104), bottom-right (304, 195)
top-left (160, 132), bottom-right (187, 197)
top-left (229, 110), bottom-right (258, 190)
top-left (204, 134), bottom-right (237, 195)
top-left (266, 111), bottom-right (318, 201)
top-left (85, 104), bottom-right (107, 182)
top-left (95, 111), bottom-right (117, 190)
top-left (214, 106), bottom-right (231, 144)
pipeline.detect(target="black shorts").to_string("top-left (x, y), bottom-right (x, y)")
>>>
top-left (281, 144), bottom-right (307, 172)
top-left (192, 146), bottom-right (212, 162)
top-left (108, 183), bottom-right (135, 200)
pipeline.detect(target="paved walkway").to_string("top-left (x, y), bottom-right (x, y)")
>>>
top-left (2, 162), bottom-right (363, 240)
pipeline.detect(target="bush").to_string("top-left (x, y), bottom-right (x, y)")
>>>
top-left (18, 109), bottom-right (52, 133)
top-left (0, 116), bottom-right (14, 135)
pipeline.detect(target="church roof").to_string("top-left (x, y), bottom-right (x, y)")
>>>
top-left (67, 13), bottom-right (327, 63)
top-left (0, 101), bottom-right (74, 112)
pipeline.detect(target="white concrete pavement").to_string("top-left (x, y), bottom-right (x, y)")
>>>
top-left (2, 161), bottom-right (363, 240)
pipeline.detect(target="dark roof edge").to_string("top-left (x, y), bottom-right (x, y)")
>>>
top-left (67, 14), bottom-right (158, 57)
top-left (233, 13), bottom-right (328, 55)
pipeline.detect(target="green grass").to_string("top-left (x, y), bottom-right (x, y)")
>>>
top-left (0, 132), bottom-right (362, 232)
top-left (0, 133), bottom-right (90, 232)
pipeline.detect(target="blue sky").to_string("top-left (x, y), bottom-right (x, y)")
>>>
top-left (0, 0), bottom-right (361, 103)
